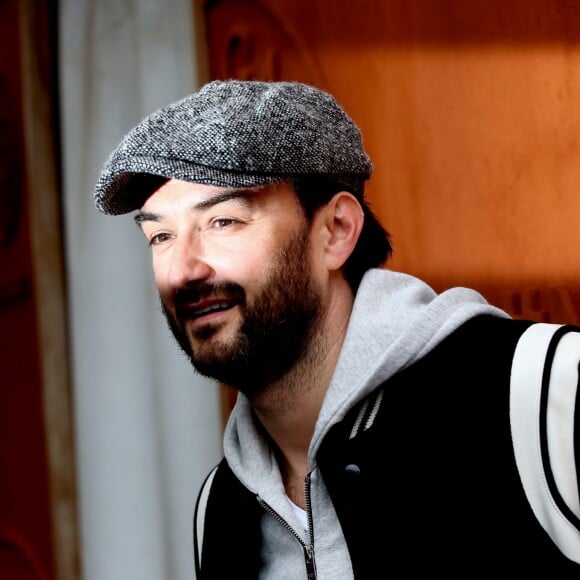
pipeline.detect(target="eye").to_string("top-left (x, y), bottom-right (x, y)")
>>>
top-left (148, 231), bottom-right (172, 246)
top-left (210, 217), bottom-right (240, 229)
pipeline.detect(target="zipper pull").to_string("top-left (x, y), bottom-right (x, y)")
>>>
top-left (304, 543), bottom-right (317, 580)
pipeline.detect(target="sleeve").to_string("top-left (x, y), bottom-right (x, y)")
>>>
top-left (510, 322), bottom-right (580, 563)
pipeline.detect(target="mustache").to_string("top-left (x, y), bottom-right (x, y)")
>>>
top-left (173, 281), bottom-right (246, 309)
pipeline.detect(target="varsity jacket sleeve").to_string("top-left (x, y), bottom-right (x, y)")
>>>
top-left (510, 323), bottom-right (580, 564)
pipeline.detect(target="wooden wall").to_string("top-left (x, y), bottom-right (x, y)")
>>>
top-left (203, 0), bottom-right (580, 325)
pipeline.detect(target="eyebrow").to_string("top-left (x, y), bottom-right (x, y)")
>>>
top-left (133, 187), bottom-right (258, 227)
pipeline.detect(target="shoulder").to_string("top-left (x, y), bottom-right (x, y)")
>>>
top-left (194, 459), bottom-right (262, 577)
top-left (194, 458), bottom-right (258, 531)
top-left (403, 315), bottom-right (580, 386)
top-left (434, 313), bottom-right (535, 355)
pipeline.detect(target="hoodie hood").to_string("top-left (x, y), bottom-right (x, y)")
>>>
top-left (223, 268), bottom-right (509, 512)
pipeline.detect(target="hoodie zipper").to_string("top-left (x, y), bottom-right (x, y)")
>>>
top-left (304, 473), bottom-right (316, 579)
top-left (257, 473), bottom-right (317, 579)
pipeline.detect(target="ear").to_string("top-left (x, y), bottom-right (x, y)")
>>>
top-left (317, 191), bottom-right (364, 272)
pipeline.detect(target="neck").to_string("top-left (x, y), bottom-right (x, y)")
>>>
top-left (249, 279), bottom-right (354, 506)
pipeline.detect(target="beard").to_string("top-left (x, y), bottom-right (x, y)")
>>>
top-left (160, 225), bottom-right (324, 397)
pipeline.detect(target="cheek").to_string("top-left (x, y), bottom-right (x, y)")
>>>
top-left (151, 255), bottom-right (174, 295)
top-left (153, 269), bottom-right (171, 303)
top-left (216, 233), bottom-right (279, 275)
top-left (299, 233), bottom-right (324, 276)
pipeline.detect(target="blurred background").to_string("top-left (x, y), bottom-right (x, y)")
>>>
top-left (2, 0), bottom-right (580, 579)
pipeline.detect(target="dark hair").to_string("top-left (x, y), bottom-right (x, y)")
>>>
top-left (290, 176), bottom-right (392, 291)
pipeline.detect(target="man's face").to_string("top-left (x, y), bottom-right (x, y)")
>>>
top-left (137, 179), bottom-right (324, 396)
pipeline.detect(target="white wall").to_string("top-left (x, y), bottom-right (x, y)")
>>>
top-left (58, 1), bottom-right (222, 579)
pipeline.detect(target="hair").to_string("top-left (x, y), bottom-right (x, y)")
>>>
top-left (289, 176), bottom-right (392, 291)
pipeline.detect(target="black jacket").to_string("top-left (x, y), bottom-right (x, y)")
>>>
top-left (195, 315), bottom-right (580, 578)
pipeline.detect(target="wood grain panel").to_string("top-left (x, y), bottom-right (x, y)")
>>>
top-left (203, 0), bottom-right (580, 325)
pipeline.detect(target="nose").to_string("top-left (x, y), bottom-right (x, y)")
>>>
top-left (164, 234), bottom-right (213, 290)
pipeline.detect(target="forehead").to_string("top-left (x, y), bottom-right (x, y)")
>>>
top-left (140, 178), bottom-right (298, 214)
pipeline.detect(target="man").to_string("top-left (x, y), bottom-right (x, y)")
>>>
top-left (94, 80), bottom-right (580, 578)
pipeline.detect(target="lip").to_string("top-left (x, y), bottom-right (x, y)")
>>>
top-left (180, 297), bottom-right (238, 323)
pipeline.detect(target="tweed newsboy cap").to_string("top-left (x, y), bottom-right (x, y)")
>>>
top-left (94, 79), bottom-right (373, 215)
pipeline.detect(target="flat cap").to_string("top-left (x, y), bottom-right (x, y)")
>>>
top-left (94, 79), bottom-right (373, 215)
